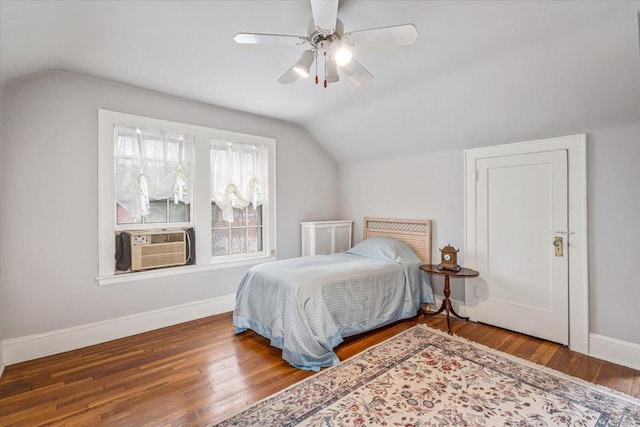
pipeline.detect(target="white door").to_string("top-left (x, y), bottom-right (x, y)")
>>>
top-left (475, 149), bottom-right (569, 344)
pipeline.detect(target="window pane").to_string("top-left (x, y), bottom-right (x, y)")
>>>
top-left (247, 205), bottom-right (262, 227)
top-left (211, 203), bottom-right (227, 228)
top-left (233, 207), bottom-right (246, 226)
top-left (230, 228), bottom-right (246, 254)
top-left (169, 201), bottom-right (190, 223)
top-left (146, 199), bottom-right (168, 223)
top-left (116, 203), bottom-right (139, 224)
top-left (247, 227), bottom-right (263, 253)
top-left (212, 229), bottom-right (229, 256)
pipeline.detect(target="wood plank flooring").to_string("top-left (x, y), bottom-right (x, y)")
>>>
top-left (1, 313), bottom-right (639, 426)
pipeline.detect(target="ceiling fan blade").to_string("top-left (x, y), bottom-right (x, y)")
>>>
top-left (340, 57), bottom-right (373, 87)
top-left (277, 66), bottom-right (300, 84)
top-left (234, 33), bottom-right (308, 45)
top-left (310, 0), bottom-right (339, 34)
top-left (343, 24), bottom-right (418, 47)
top-left (278, 50), bottom-right (316, 83)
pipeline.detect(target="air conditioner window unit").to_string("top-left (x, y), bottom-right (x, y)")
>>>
top-left (129, 230), bottom-right (187, 271)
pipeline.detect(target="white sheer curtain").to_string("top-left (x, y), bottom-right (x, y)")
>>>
top-left (211, 140), bottom-right (266, 223)
top-left (114, 125), bottom-right (195, 220)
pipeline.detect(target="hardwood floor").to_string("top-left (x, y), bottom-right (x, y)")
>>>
top-left (1, 313), bottom-right (639, 426)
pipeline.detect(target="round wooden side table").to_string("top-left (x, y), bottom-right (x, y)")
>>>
top-left (420, 264), bottom-right (479, 334)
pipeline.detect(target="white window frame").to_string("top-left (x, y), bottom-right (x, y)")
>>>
top-left (98, 110), bottom-right (277, 285)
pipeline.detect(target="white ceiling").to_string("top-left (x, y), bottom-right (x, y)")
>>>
top-left (2, 0), bottom-right (639, 161)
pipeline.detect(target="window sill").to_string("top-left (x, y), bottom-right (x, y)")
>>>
top-left (97, 254), bottom-right (277, 286)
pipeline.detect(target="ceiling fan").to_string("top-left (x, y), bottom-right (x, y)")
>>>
top-left (233, 0), bottom-right (418, 88)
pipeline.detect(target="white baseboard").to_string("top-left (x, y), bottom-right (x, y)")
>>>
top-left (1, 294), bottom-right (235, 366)
top-left (589, 333), bottom-right (640, 371)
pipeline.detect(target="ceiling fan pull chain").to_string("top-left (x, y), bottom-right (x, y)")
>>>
top-left (323, 51), bottom-right (328, 88)
top-left (314, 51), bottom-right (319, 84)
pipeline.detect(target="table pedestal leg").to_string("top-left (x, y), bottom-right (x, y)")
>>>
top-left (423, 274), bottom-right (470, 334)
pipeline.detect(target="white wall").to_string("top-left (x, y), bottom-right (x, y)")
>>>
top-left (339, 123), bottom-right (640, 346)
top-left (587, 122), bottom-right (640, 344)
top-left (0, 71), bottom-right (340, 341)
top-left (2, 69), bottom-right (638, 367)
top-left (340, 149), bottom-right (466, 303)
top-left (0, 83), bottom-right (4, 373)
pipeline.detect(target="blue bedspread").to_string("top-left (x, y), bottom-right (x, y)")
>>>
top-left (233, 237), bottom-right (434, 371)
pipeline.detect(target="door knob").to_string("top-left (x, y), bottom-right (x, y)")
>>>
top-left (553, 236), bottom-right (563, 256)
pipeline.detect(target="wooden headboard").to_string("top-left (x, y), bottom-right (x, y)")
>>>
top-left (363, 217), bottom-right (432, 264)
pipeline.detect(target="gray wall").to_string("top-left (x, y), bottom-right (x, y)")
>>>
top-left (588, 122), bottom-right (640, 344)
top-left (339, 149), bottom-right (467, 308)
top-left (2, 70), bottom-right (638, 351)
top-left (0, 84), bottom-right (4, 370)
top-left (0, 71), bottom-right (340, 339)
top-left (339, 123), bottom-right (640, 346)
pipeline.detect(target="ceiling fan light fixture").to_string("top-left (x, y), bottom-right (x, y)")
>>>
top-left (293, 50), bottom-right (315, 78)
top-left (293, 66), bottom-right (309, 78)
top-left (326, 56), bottom-right (339, 83)
top-left (330, 41), bottom-right (352, 66)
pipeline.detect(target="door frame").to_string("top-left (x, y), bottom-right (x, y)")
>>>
top-left (464, 134), bottom-right (588, 354)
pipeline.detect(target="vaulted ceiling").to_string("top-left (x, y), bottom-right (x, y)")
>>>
top-left (2, 0), bottom-right (639, 161)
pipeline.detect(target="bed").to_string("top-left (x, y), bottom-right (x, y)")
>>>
top-left (233, 217), bottom-right (434, 371)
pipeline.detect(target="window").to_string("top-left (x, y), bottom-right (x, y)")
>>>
top-left (210, 140), bottom-right (267, 260)
top-left (98, 110), bottom-right (276, 283)
top-left (113, 125), bottom-right (194, 229)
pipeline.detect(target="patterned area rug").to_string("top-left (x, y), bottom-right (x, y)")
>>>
top-left (215, 325), bottom-right (640, 426)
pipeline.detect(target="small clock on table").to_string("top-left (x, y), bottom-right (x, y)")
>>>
top-left (438, 244), bottom-right (461, 272)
